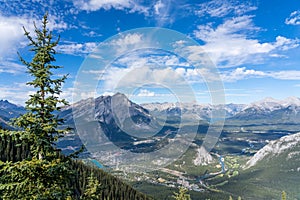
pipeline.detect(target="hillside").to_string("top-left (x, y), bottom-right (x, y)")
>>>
top-left (0, 130), bottom-right (152, 200)
top-left (1, 96), bottom-right (300, 199)
top-left (220, 133), bottom-right (300, 199)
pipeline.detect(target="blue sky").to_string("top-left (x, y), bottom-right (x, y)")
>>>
top-left (0, 0), bottom-right (300, 105)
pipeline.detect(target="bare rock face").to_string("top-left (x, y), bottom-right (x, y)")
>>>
top-left (245, 132), bottom-right (300, 168)
top-left (193, 146), bottom-right (214, 166)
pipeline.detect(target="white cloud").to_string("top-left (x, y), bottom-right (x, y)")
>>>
top-left (103, 65), bottom-right (185, 91)
top-left (194, 16), bottom-right (299, 68)
top-left (112, 33), bottom-right (142, 44)
top-left (47, 14), bottom-right (70, 31)
top-left (221, 67), bottom-right (266, 82)
top-left (154, 0), bottom-right (164, 15)
top-left (195, 0), bottom-right (257, 18)
top-left (114, 50), bottom-right (190, 69)
top-left (0, 61), bottom-right (26, 74)
top-left (0, 81), bottom-right (76, 106)
top-left (0, 14), bottom-right (72, 75)
top-left (73, 0), bottom-right (148, 14)
top-left (0, 82), bottom-right (34, 105)
top-left (269, 70), bottom-right (300, 80)
top-left (0, 15), bottom-right (34, 59)
top-left (152, 0), bottom-right (174, 26)
top-left (274, 36), bottom-right (299, 50)
top-left (222, 67), bottom-right (300, 82)
top-left (82, 69), bottom-right (105, 74)
top-left (136, 89), bottom-right (155, 97)
top-left (56, 42), bottom-right (98, 56)
top-left (285, 11), bottom-right (300, 25)
top-left (0, 14), bottom-right (70, 57)
top-left (83, 30), bottom-right (102, 37)
top-left (100, 33), bottom-right (148, 56)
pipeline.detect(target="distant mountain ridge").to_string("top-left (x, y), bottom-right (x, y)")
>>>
top-left (0, 100), bottom-right (26, 129)
top-left (143, 96), bottom-right (300, 123)
top-left (229, 97), bottom-right (300, 124)
top-left (142, 102), bottom-right (246, 120)
top-left (2, 96), bottom-right (300, 128)
top-left (0, 100), bottom-right (26, 119)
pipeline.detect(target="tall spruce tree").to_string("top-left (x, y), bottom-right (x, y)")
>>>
top-left (81, 173), bottom-right (104, 200)
top-left (172, 187), bottom-right (191, 200)
top-left (0, 13), bottom-right (73, 199)
top-left (281, 191), bottom-right (287, 200)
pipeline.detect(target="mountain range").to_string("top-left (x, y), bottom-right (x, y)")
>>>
top-left (2, 95), bottom-right (300, 124)
top-left (2, 94), bottom-right (300, 136)
top-left (2, 94), bottom-right (300, 199)
top-left (143, 96), bottom-right (300, 124)
top-left (2, 94), bottom-right (300, 157)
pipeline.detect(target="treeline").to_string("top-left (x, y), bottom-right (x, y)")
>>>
top-left (0, 130), bottom-right (152, 200)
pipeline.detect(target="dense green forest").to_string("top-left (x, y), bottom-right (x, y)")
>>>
top-left (0, 130), bottom-right (152, 199)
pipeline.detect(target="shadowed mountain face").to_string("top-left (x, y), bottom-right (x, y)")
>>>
top-left (0, 100), bottom-right (26, 130)
top-left (59, 93), bottom-right (175, 153)
top-left (0, 100), bottom-right (26, 119)
top-left (62, 93), bottom-right (160, 134)
top-left (0, 116), bottom-right (10, 130)
top-left (60, 93), bottom-right (154, 125)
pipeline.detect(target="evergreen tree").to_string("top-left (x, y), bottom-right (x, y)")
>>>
top-left (281, 191), bottom-right (287, 200)
top-left (172, 187), bottom-right (191, 200)
top-left (0, 13), bottom-right (73, 199)
top-left (14, 13), bottom-right (69, 160)
top-left (81, 173), bottom-right (104, 200)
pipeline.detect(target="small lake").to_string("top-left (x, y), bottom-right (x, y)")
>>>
top-left (91, 159), bottom-right (104, 169)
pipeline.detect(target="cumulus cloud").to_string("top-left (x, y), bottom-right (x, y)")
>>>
top-left (56, 42), bottom-right (98, 56)
top-left (98, 33), bottom-right (147, 55)
top-left (73, 0), bottom-right (148, 14)
top-left (152, 0), bottom-right (176, 26)
top-left (269, 70), bottom-right (300, 80)
top-left (285, 11), bottom-right (300, 25)
top-left (0, 14), bottom-right (72, 75)
top-left (104, 65), bottom-right (185, 90)
top-left (222, 67), bottom-right (300, 82)
top-left (111, 33), bottom-right (143, 46)
top-left (0, 82), bottom-right (34, 105)
top-left (154, 0), bottom-right (165, 15)
top-left (0, 15), bottom-right (34, 59)
top-left (194, 15), bottom-right (299, 68)
top-left (221, 67), bottom-right (265, 82)
top-left (136, 89), bottom-right (155, 97)
top-left (0, 14), bottom-right (70, 57)
top-left (0, 61), bottom-right (26, 74)
top-left (195, 0), bottom-right (257, 18)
